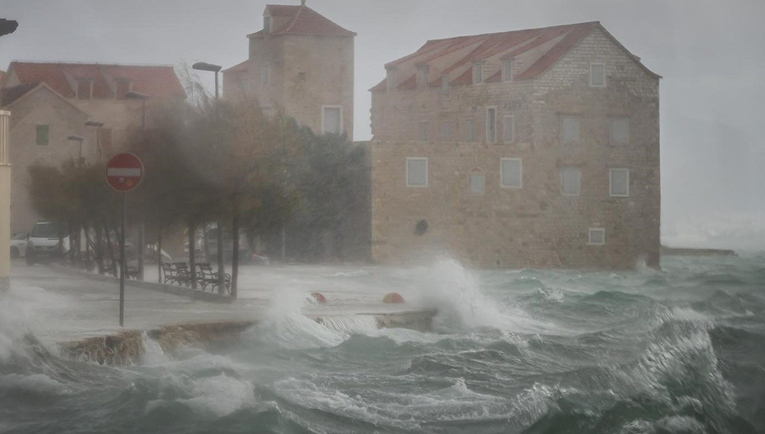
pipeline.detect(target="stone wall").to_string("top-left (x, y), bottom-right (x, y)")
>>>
top-left (369, 28), bottom-right (660, 269)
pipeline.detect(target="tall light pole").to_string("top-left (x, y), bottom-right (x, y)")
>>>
top-left (67, 135), bottom-right (85, 166)
top-left (125, 91), bottom-right (149, 280)
top-left (192, 61), bottom-right (226, 294)
top-left (84, 121), bottom-right (105, 273)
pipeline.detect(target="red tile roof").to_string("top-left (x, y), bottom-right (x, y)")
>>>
top-left (4, 62), bottom-right (185, 99)
top-left (371, 22), bottom-right (658, 92)
top-left (249, 4), bottom-right (355, 38)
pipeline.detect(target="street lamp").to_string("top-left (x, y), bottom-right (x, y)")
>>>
top-left (125, 90), bottom-right (149, 281)
top-left (192, 61), bottom-right (225, 293)
top-left (67, 135), bottom-right (85, 165)
top-left (85, 120), bottom-right (104, 162)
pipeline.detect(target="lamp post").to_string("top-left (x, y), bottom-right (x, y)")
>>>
top-left (84, 121), bottom-right (105, 273)
top-left (125, 91), bottom-right (149, 280)
top-left (67, 135), bottom-right (85, 166)
top-left (191, 61), bottom-right (226, 294)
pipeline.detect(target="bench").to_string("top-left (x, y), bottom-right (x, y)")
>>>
top-left (195, 262), bottom-right (231, 294)
top-left (172, 262), bottom-right (193, 287)
top-left (126, 266), bottom-right (140, 280)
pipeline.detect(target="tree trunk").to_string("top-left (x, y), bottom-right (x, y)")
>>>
top-left (102, 220), bottom-right (118, 276)
top-left (189, 223), bottom-right (197, 289)
top-left (232, 215), bottom-right (239, 298)
top-left (157, 228), bottom-right (162, 284)
top-left (202, 224), bottom-right (210, 262)
top-left (95, 225), bottom-right (104, 274)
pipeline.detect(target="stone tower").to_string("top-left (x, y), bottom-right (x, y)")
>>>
top-left (223, 2), bottom-right (356, 140)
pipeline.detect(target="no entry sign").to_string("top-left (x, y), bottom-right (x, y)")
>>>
top-left (106, 153), bottom-right (144, 192)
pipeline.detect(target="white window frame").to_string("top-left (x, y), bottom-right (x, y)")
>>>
top-left (469, 170), bottom-right (485, 195)
top-left (560, 167), bottom-right (581, 196)
top-left (406, 157), bottom-right (428, 188)
top-left (321, 105), bottom-right (343, 135)
top-left (610, 116), bottom-right (630, 146)
top-left (588, 228), bottom-right (606, 245)
top-left (473, 62), bottom-right (484, 85)
top-left (503, 59), bottom-right (513, 82)
top-left (486, 107), bottom-right (497, 144)
top-left (418, 121), bottom-right (428, 141)
top-left (590, 63), bottom-right (606, 88)
top-left (500, 158), bottom-right (523, 189)
top-left (560, 115), bottom-right (580, 144)
top-left (609, 168), bottom-right (630, 197)
top-left (260, 64), bottom-right (270, 85)
top-left (439, 121), bottom-right (452, 141)
top-left (464, 119), bottom-right (474, 142)
top-left (503, 115), bottom-right (515, 143)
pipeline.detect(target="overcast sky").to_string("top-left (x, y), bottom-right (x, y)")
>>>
top-left (1, 0), bottom-right (764, 250)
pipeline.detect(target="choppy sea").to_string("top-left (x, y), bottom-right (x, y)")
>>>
top-left (1, 254), bottom-right (764, 433)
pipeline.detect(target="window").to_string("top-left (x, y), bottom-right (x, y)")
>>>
top-left (609, 169), bottom-right (630, 197)
top-left (560, 168), bottom-right (581, 196)
top-left (561, 115), bottom-right (580, 143)
top-left (76, 79), bottom-right (92, 100)
top-left (115, 79), bottom-right (131, 100)
top-left (416, 65), bottom-right (429, 87)
top-left (260, 64), bottom-right (270, 85)
top-left (503, 115), bottom-right (514, 143)
top-left (36, 125), bottom-right (49, 146)
top-left (469, 171), bottom-right (485, 195)
top-left (472, 62), bottom-right (483, 84)
top-left (611, 117), bottom-right (629, 146)
top-left (486, 107), bottom-right (497, 144)
top-left (441, 75), bottom-right (449, 96)
top-left (588, 228), bottom-right (605, 245)
top-left (503, 59), bottom-right (513, 82)
top-left (406, 158), bottom-right (428, 187)
top-left (386, 67), bottom-right (397, 91)
top-left (440, 121), bottom-right (452, 141)
top-left (500, 158), bottom-right (522, 188)
top-left (263, 15), bottom-right (271, 33)
top-left (464, 120), bottom-right (474, 142)
top-left (418, 121), bottom-right (428, 141)
top-left (590, 63), bottom-right (606, 87)
top-left (322, 106), bottom-right (342, 134)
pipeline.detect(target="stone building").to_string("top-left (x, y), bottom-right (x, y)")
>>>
top-left (0, 62), bottom-right (185, 234)
top-left (369, 22), bottom-right (661, 269)
top-left (222, 1), bottom-right (355, 140)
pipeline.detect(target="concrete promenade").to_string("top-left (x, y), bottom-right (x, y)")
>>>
top-left (7, 261), bottom-right (435, 352)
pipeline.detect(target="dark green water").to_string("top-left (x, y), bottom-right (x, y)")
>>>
top-left (1, 254), bottom-right (764, 433)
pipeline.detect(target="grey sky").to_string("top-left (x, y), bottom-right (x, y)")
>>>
top-left (1, 0), bottom-right (763, 250)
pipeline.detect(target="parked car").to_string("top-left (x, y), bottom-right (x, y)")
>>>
top-left (10, 232), bottom-right (29, 258)
top-left (26, 221), bottom-right (70, 265)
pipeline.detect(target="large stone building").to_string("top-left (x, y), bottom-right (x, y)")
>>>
top-left (370, 22), bottom-right (661, 269)
top-left (0, 62), bottom-right (185, 234)
top-left (222, 1), bottom-right (355, 139)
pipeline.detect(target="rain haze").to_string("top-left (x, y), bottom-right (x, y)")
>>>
top-left (2, 0), bottom-right (763, 250)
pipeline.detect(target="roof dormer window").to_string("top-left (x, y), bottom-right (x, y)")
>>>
top-left (441, 75), bottom-right (449, 96)
top-left (416, 64), bottom-right (429, 88)
top-left (386, 67), bottom-right (397, 91)
top-left (76, 78), bottom-right (93, 100)
top-left (503, 59), bottom-right (513, 82)
top-left (472, 62), bottom-right (484, 85)
top-left (264, 15), bottom-right (271, 33)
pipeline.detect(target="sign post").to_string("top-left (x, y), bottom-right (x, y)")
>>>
top-left (106, 153), bottom-right (144, 327)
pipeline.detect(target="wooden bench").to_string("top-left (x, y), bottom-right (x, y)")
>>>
top-left (172, 262), bottom-right (193, 287)
top-left (195, 262), bottom-right (231, 294)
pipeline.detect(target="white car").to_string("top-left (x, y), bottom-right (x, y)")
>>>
top-left (10, 232), bottom-right (28, 258)
top-left (26, 221), bottom-right (70, 265)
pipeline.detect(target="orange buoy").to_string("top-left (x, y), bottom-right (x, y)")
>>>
top-left (311, 292), bottom-right (327, 303)
top-left (382, 292), bottom-right (405, 304)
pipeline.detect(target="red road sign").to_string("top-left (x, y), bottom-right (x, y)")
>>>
top-left (106, 153), bottom-right (144, 192)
